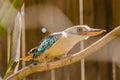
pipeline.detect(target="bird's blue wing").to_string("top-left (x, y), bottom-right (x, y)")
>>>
top-left (33, 33), bottom-right (62, 58)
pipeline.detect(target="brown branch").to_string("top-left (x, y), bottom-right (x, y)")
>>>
top-left (7, 26), bottom-right (120, 80)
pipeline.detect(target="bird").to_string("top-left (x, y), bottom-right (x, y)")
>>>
top-left (20, 25), bottom-right (106, 62)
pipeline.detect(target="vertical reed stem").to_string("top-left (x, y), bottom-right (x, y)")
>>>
top-left (79, 0), bottom-right (85, 80)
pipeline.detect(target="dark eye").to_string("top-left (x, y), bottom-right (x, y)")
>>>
top-left (77, 27), bottom-right (82, 32)
top-left (76, 27), bottom-right (88, 35)
top-left (76, 27), bottom-right (84, 34)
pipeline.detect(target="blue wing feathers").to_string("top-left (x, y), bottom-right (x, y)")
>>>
top-left (33, 33), bottom-right (62, 58)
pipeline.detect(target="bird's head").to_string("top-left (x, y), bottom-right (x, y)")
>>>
top-left (63, 25), bottom-right (106, 39)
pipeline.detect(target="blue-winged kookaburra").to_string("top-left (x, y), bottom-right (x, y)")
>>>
top-left (20, 25), bottom-right (106, 62)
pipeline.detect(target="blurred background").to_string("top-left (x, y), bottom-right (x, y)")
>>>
top-left (0, 0), bottom-right (120, 80)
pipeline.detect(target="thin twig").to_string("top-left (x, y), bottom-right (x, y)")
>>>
top-left (7, 26), bottom-right (120, 80)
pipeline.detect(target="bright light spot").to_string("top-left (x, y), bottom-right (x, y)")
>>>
top-left (21, 11), bottom-right (24, 16)
top-left (41, 27), bottom-right (47, 33)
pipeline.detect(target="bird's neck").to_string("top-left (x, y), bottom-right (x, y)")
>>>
top-left (59, 33), bottom-right (89, 53)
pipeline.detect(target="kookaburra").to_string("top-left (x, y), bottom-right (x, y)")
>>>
top-left (20, 25), bottom-right (106, 62)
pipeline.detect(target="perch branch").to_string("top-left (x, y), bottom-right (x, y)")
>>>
top-left (7, 26), bottom-right (120, 80)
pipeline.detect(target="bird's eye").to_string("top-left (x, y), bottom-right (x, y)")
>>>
top-left (76, 27), bottom-right (88, 35)
top-left (76, 27), bottom-right (84, 34)
top-left (77, 27), bottom-right (82, 32)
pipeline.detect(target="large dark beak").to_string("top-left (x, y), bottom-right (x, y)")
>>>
top-left (87, 28), bottom-right (106, 36)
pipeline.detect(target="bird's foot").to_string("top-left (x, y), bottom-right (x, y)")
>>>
top-left (62, 53), bottom-right (72, 63)
top-left (31, 58), bottom-right (38, 65)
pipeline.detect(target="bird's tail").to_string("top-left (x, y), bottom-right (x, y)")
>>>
top-left (20, 54), bottom-right (33, 61)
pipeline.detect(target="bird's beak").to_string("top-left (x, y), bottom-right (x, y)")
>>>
top-left (86, 28), bottom-right (106, 36)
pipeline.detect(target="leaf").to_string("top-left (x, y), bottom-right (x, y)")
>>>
top-left (3, 12), bottom-right (22, 80)
top-left (12, 12), bottom-right (21, 62)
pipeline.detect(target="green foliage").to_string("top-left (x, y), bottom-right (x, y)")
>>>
top-left (0, 0), bottom-right (24, 36)
top-left (0, 25), bottom-right (6, 36)
top-left (3, 58), bottom-right (13, 80)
